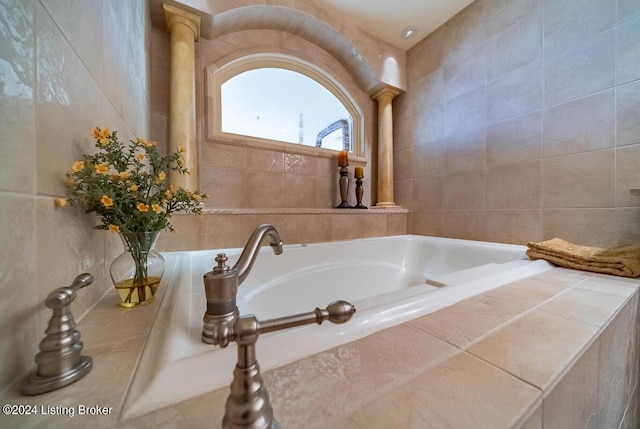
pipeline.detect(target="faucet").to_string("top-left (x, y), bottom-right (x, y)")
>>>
top-left (201, 224), bottom-right (357, 428)
top-left (22, 273), bottom-right (94, 395)
top-left (202, 224), bottom-right (284, 346)
top-left (219, 300), bottom-right (355, 429)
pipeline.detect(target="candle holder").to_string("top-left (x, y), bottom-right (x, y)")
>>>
top-left (353, 177), bottom-right (368, 209)
top-left (336, 166), bottom-right (352, 208)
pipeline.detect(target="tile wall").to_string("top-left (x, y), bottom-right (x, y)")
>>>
top-left (156, 209), bottom-right (408, 251)
top-left (174, 25), bottom-right (379, 210)
top-left (5, 0), bottom-right (637, 405)
top-left (150, 17), bottom-right (408, 251)
top-left (397, 0), bottom-right (640, 247)
top-left (0, 0), bottom-right (406, 395)
top-left (0, 0), bottom-right (150, 394)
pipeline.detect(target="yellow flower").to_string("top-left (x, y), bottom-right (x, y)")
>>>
top-left (151, 203), bottom-right (162, 213)
top-left (108, 224), bottom-right (120, 233)
top-left (95, 163), bottom-right (109, 175)
top-left (100, 195), bottom-right (113, 208)
top-left (119, 171), bottom-right (131, 180)
top-left (72, 161), bottom-right (85, 172)
top-left (98, 137), bottom-right (109, 146)
top-left (164, 189), bottom-right (173, 199)
top-left (192, 193), bottom-right (202, 202)
top-left (136, 153), bottom-right (145, 161)
top-left (64, 177), bottom-right (76, 188)
top-left (54, 198), bottom-right (67, 208)
top-left (136, 137), bottom-right (156, 148)
top-left (177, 147), bottom-right (186, 153)
top-left (128, 184), bottom-right (138, 192)
top-left (154, 171), bottom-right (166, 184)
top-left (92, 127), bottom-right (109, 139)
top-left (137, 203), bottom-right (149, 212)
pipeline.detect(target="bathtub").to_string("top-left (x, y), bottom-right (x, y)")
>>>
top-left (121, 235), bottom-right (553, 419)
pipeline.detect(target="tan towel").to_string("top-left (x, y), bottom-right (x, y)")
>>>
top-left (526, 238), bottom-right (640, 278)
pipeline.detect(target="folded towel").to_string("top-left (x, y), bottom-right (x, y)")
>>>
top-left (526, 238), bottom-right (640, 278)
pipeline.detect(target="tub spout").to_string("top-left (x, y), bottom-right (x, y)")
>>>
top-left (202, 224), bottom-right (283, 346)
top-left (234, 224), bottom-right (283, 285)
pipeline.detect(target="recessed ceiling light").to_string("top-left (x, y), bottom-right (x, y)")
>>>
top-left (401, 26), bottom-right (417, 39)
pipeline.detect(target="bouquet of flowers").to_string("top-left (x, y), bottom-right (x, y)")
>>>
top-left (62, 127), bottom-right (205, 233)
top-left (59, 127), bottom-right (206, 306)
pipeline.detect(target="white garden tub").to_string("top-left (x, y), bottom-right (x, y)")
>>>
top-left (121, 235), bottom-right (553, 419)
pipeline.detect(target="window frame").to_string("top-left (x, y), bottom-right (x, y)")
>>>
top-left (206, 53), bottom-right (364, 158)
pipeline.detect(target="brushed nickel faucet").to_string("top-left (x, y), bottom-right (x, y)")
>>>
top-left (201, 224), bottom-right (356, 428)
top-left (218, 300), bottom-right (355, 429)
top-left (202, 224), bottom-right (284, 346)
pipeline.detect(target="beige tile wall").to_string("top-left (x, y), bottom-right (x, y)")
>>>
top-left (149, 13), bottom-right (408, 252)
top-left (156, 210), bottom-right (407, 251)
top-left (399, 0), bottom-right (640, 247)
top-left (0, 0), bottom-right (410, 398)
top-left (193, 29), bottom-right (378, 210)
top-left (0, 0), bottom-right (150, 394)
top-left (7, 0), bottom-right (637, 406)
top-left (150, 13), bottom-right (382, 210)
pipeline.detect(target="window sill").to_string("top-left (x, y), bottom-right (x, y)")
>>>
top-left (205, 133), bottom-right (367, 165)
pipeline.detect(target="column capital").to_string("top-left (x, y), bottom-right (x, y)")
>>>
top-left (163, 4), bottom-right (201, 40)
top-left (371, 86), bottom-right (400, 102)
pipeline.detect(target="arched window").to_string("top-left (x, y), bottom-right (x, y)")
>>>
top-left (206, 54), bottom-right (363, 156)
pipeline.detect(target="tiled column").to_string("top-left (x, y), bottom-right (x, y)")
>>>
top-left (372, 86), bottom-right (400, 208)
top-left (163, 4), bottom-right (200, 190)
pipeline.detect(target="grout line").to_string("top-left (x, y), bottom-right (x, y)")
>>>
top-left (463, 273), bottom-right (637, 396)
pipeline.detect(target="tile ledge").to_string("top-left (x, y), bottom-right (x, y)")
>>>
top-left (195, 207), bottom-right (409, 215)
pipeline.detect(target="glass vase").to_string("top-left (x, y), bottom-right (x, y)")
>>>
top-left (110, 231), bottom-right (165, 308)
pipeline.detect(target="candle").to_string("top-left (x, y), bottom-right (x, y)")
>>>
top-left (338, 150), bottom-right (349, 167)
top-left (355, 166), bottom-right (364, 179)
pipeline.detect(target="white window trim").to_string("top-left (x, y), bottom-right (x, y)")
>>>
top-left (205, 53), bottom-right (364, 159)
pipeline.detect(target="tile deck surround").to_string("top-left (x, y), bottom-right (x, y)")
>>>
top-left (1, 267), bottom-right (638, 429)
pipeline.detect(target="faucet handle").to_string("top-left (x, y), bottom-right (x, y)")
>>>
top-left (213, 253), bottom-right (230, 273)
top-left (221, 301), bottom-right (356, 429)
top-left (258, 300), bottom-right (356, 336)
top-left (22, 273), bottom-right (94, 395)
top-left (44, 273), bottom-right (94, 310)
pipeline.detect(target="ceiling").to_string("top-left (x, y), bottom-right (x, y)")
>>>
top-left (314, 0), bottom-right (474, 50)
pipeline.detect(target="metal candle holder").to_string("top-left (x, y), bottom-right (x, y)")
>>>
top-left (354, 176), bottom-right (368, 209)
top-left (335, 166), bottom-right (352, 208)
